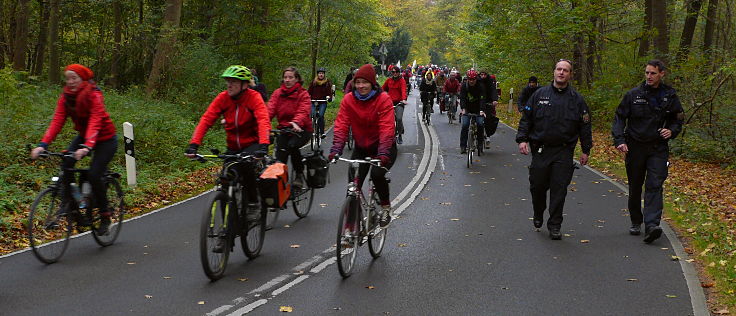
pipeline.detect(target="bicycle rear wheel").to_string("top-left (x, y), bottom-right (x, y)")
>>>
top-left (28, 188), bottom-right (72, 264)
top-left (467, 127), bottom-right (475, 168)
top-left (367, 192), bottom-right (387, 258)
top-left (292, 169), bottom-right (314, 218)
top-left (92, 177), bottom-right (125, 246)
top-left (200, 191), bottom-right (230, 281)
top-left (336, 196), bottom-right (359, 278)
top-left (241, 203), bottom-right (266, 259)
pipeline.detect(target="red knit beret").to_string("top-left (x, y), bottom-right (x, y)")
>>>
top-left (64, 64), bottom-right (94, 81)
top-left (353, 64), bottom-right (377, 86)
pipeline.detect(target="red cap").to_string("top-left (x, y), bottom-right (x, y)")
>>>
top-left (354, 64), bottom-right (377, 86)
top-left (64, 64), bottom-right (94, 81)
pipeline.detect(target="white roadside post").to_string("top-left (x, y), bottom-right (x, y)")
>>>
top-left (508, 87), bottom-right (514, 113)
top-left (123, 122), bottom-right (137, 188)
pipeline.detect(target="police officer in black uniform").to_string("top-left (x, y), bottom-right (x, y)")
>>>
top-left (516, 59), bottom-right (593, 240)
top-left (612, 59), bottom-right (684, 243)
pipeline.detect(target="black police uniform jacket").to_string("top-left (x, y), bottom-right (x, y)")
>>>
top-left (611, 81), bottom-right (684, 147)
top-left (516, 84), bottom-right (593, 155)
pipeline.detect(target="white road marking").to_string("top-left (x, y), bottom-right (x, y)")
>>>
top-left (309, 256), bottom-right (336, 273)
top-left (247, 274), bottom-right (290, 294)
top-left (271, 275), bottom-right (309, 297)
top-left (439, 154), bottom-right (446, 171)
top-left (224, 299), bottom-right (268, 316)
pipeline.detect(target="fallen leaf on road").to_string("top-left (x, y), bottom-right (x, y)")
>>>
top-left (665, 295), bottom-right (677, 298)
top-left (713, 309), bottom-right (729, 315)
top-left (701, 282), bottom-right (715, 288)
top-left (420, 197), bottom-right (429, 200)
top-left (145, 295), bottom-right (153, 299)
top-left (284, 224), bottom-right (291, 228)
top-left (319, 203), bottom-right (328, 207)
top-left (450, 218), bottom-right (460, 221)
top-left (469, 171), bottom-right (480, 174)
top-left (564, 234), bottom-right (572, 237)
top-left (127, 262), bottom-right (136, 265)
top-left (516, 238), bottom-right (523, 241)
top-left (238, 278), bottom-right (249, 282)
top-left (580, 240), bottom-right (590, 243)
top-left (501, 287), bottom-right (510, 290)
top-left (481, 181), bottom-right (489, 184)
top-left (685, 259), bottom-right (695, 263)
top-left (366, 286), bottom-right (375, 289)
top-left (660, 247), bottom-right (669, 250)
top-left (626, 278), bottom-right (638, 282)
top-left (198, 301), bottom-right (205, 305)
top-left (162, 276), bottom-right (172, 279)
top-left (440, 202), bottom-right (452, 205)
top-left (279, 306), bottom-right (293, 312)
top-left (464, 184), bottom-right (471, 187)
top-left (290, 244), bottom-right (300, 248)
top-left (398, 243), bottom-right (407, 247)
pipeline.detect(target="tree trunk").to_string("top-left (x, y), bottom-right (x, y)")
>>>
top-left (47, 0), bottom-right (61, 82)
top-left (651, 0), bottom-right (669, 61)
top-left (703, 0), bottom-right (718, 53)
top-left (676, 0), bottom-right (702, 62)
top-left (145, 0), bottom-right (183, 96)
top-left (12, 0), bottom-right (31, 71)
top-left (310, 0), bottom-right (322, 81)
top-left (638, 0), bottom-right (652, 58)
top-left (109, 0), bottom-right (122, 88)
top-left (32, 0), bottom-right (50, 76)
top-left (586, 16), bottom-right (597, 83)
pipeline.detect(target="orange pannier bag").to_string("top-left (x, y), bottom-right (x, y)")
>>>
top-left (258, 162), bottom-right (290, 208)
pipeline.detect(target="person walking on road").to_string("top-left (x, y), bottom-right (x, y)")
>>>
top-left (382, 65), bottom-right (407, 144)
top-left (459, 70), bottom-right (487, 155)
top-left (516, 59), bottom-right (593, 240)
top-left (268, 67), bottom-right (313, 188)
top-left (308, 67), bottom-right (334, 139)
top-left (611, 59), bottom-right (684, 243)
top-left (517, 76), bottom-right (540, 113)
top-left (330, 64), bottom-right (397, 227)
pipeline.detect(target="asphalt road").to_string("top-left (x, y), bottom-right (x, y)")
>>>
top-left (0, 90), bottom-right (705, 316)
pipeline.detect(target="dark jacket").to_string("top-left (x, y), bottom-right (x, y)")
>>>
top-left (308, 79), bottom-right (333, 101)
top-left (516, 84), bottom-right (593, 155)
top-left (419, 78), bottom-right (437, 103)
top-left (611, 81), bottom-right (684, 146)
top-left (479, 77), bottom-right (498, 102)
top-left (517, 84), bottom-right (540, 112)
top-left (460, 82), bottom-right (487, 114)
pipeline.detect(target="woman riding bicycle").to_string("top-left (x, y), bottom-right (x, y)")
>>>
top-left (186, 65), bottom-right (271, 225)
top-left (419, 71), bottom-right (437, 114)
top-left (30, 64), bottom-right (118, 235)
top-left (267, 67), bottom-right (312, 188)
top-left (307, 67), bottom-right (333, 139)
top-left (329, 64), bottom-right (397, 227)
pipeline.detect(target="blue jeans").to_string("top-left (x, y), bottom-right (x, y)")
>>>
top-left (311, 102), bottom-right (327, 135)
top-left (460, 114), bottom-right (484, 148)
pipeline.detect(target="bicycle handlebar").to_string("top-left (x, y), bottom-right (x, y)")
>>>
top-left (311, 99), bottom-right (328, 102)
top-left (192, 152), bottom-right (259, 163)
top-left (335, 157), bottom-right (389, 171)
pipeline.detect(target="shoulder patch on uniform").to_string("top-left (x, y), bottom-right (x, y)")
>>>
top-left (677, 112), bottom-right (685, 120)
top-left (582, 113), bottom-right (590, 123)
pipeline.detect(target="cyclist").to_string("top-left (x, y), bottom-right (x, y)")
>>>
top-left (308, 67), bottom-right (333, 139)
top-left (267, 66), bottom-right (312, 188)
top-left (381, 65), bottom-right (407, 144)
top-left (479, 71), bottom-right (499, 149)
top-left (329, 64), bottom-right (397, 227)
top-left (402, 66), bottom-right (413, 94)
top-left (435, 72), bottom-right (447, 113)
top-left (459, 69), bottom-right (487, 155)
top-left (419, 71), bottom-right (437, 116)
top-left (30, 64), bottom-right (118, 235)
top-left (443, 71), bottom-right (461, 119)
top-left (186, 65), bottom-right (271, 233)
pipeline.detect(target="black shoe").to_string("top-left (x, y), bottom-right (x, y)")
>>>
top-left (320, 133), bottom-right (327, 139)
top-left (379, 207), bottom-right (391, 227)
top-left (293, 173), bottom-right (306, 188)
top-left (549, 228), bottom-right (562, 240)
top-left (96, 215), bottom-right (111, 236)
top-left (643, 226), bottom-right (662, 243)
top-left (533, 218), bottom-right (543, 229)
top-left (460, 147), bottom-right (466, 154)
top-left (212, 230), bottom-right (227, 253)
top-left (629, 224), bottom-right (642, 236)
top-left (397, 135), bottom-right (403, 144)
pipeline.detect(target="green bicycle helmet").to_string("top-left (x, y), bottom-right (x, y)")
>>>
top-left (221, 65), bottom-right (253, 82)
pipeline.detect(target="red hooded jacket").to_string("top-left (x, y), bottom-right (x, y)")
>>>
top-left (331, 91), bottom-right (395, 157)
top-left (444, 77), bottom-right (461, 94)
top-left (190, 89), bottom-right (271, 150)
top-left (381, 77), bottom-right (407, 103)
top-left (41, 83), bottom-right (116, 149)
top-left (267, 84), bottom-right (313, 132)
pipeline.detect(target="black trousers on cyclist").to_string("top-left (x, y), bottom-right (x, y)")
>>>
top-left (63, 135), bottom-right (118, 213)
top-left (226, 143), bottom-right (261, 206)
top-left (393, 101), bottom-right (405, 136)
top-left (349, 144), bottom-right (398, 206)
top-left (528, 143), bottom-right (575, 230)
top-left (275, 131), bottom-right (309, 173)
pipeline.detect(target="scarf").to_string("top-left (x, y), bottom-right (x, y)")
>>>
top-left (353, 88), bottom-right (377, 101)
top-left (62, 81), bottom-right (94, 116)
top-left (280, 82), bottom-right (302, 97)
top-left (314, 77), bottom-right (328, 85)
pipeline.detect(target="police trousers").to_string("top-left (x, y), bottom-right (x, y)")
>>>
top-left (625, 141), bottom-right (669, 228)
top-left (529, 143), bottom-right (575, 229)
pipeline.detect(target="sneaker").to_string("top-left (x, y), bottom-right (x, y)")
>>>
top-left (379, 206), bottom-right (392, 227)
top-left (397, 135), bottom-right (403, 144)
top-left (245, 203), bottom-right (261, 222)
top-left (212, 229), bottom-right (227, 253)
top-left (485, 138), bottom-right (491, 149)
top-left (549, 228), bottom-right (562, 240)
top-left (96, 213), bottom-right (112, 236)
top-left (643, 226), bottom-right (662, 243)
top-left (629, 224), bottom-right (642, 235)
top-left (320, 133), bottom-right (327, 139)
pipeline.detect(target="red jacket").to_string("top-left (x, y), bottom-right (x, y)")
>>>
top-left (41, 85), bottom-right (116, 149)
top-left (444, 78), bottom-right (460, 94)
top-left (268, 86), bottom-right (313, 132)
top-left (331, 91), bottom-right (395, 157)
top-left (190, 89), bottom-right (271, 150)
top-left (381, 77), bottom-right (407, 103)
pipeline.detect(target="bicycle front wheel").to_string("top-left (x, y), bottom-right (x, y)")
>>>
top-left (200, 191), bottom-right (230, 281)
top-left (28, 188), bottom-right (72, 264)
top-left (92, 177), bottom-right (125, 246)
top-left (292, 184), bottom-right (314, 218)
top-left (336, 196), bottom-right (359, 278)
top-left (467, 128), bottom-right (475, 168)
top-left (368, 192), bottom-right (387, 258)
top-left (241, 204), bottom-right (266, 259)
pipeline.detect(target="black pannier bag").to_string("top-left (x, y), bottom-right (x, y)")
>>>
top-left (303, 150), bottom-right (329, 189)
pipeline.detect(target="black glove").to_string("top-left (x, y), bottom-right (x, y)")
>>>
top-left (185, 143), bottom-right (199, 155)
top-left (255, 143), bottom-right (269, 158)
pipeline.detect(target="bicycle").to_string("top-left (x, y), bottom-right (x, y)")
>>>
top-left (394, 101), bottom-right (405, 144)
top-left (421, 94), bottom-right (431, 125)
top-left (310, 99), bottom-right (327, 151)
top-left (446, 93), bottom-right (458, 124)
top-left (266, 129), bottom-right (315, 229)
top-left (193, 150), bottom-right (267, 281)
top-left (334, 157), bottom-right (389, 278)
top-left (27, 150), bottom-right (125, 264)
top-left (464, 113), bottom-right (483, 168)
